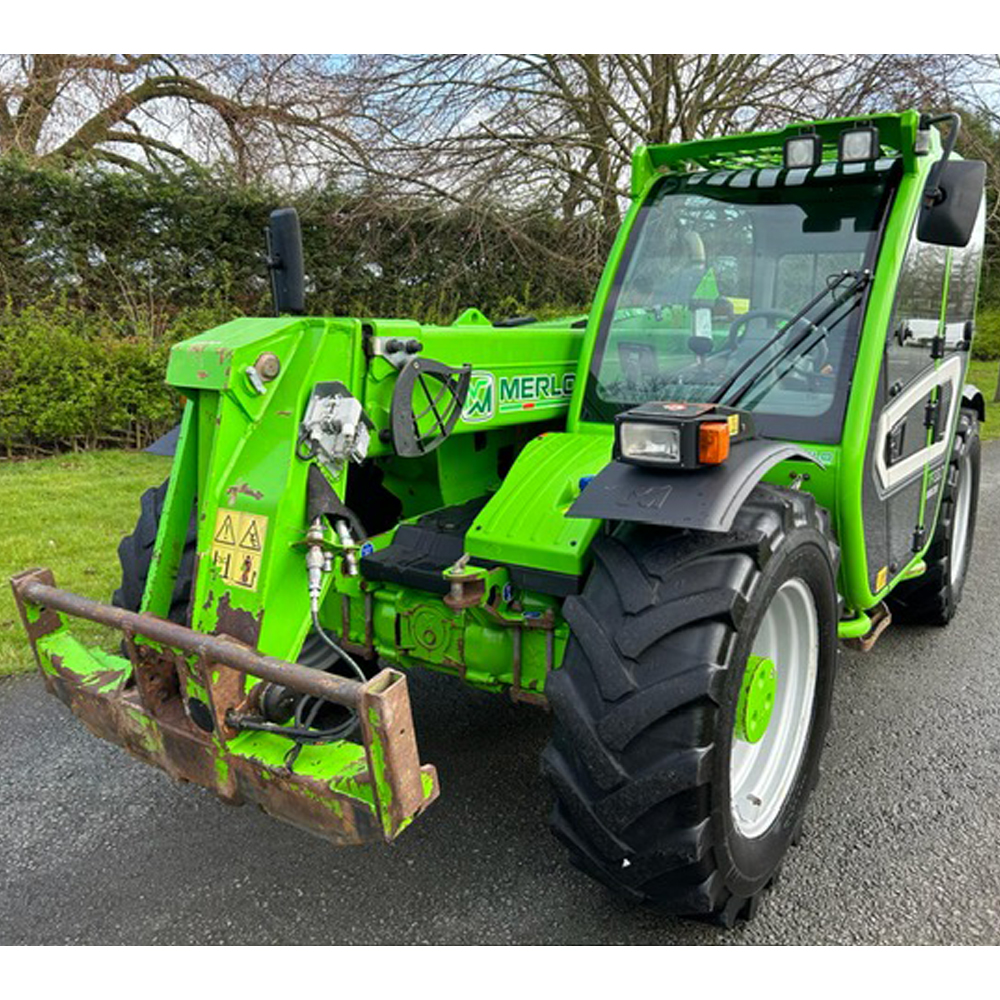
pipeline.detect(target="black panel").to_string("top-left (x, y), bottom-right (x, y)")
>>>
top-left (567, 439), bottom-right (821, 533)
top-left (360, 496), bottom-right (582, 598)
top-left (887, 476), bottom-right (926, 569)
top-left (361, 497), bottom-right (488, 595)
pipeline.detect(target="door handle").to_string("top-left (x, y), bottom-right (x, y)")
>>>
top-left (885, 421), bottom-right (905, 466)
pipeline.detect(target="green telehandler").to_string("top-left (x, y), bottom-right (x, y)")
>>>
top-left (11, 110), bottom-right (988, 926)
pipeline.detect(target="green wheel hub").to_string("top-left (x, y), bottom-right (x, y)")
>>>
top-left (735, 655), bottom-right (777, 744)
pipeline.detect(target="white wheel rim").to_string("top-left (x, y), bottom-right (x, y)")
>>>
top-left (730, 577), bottom-right (818, 839)
top-left (950, 451), bottom-right (973, 587)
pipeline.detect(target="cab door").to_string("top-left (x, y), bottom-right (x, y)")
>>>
top-left (863, 226), bottom-right (956, 593)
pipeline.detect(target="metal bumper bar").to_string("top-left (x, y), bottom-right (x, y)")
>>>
top-left (11, 567), bottom-right (439, 845)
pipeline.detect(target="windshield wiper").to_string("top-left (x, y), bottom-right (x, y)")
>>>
top-left (711, 269), bottom-right (872, 407)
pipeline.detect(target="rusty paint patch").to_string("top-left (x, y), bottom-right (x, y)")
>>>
top-left (202, 658), bottom-right (251, 739)
top-left (234, 763), bottom-right (379, 846)
top-left (276, 410), bottom-right (293, 417)
top-left (217, 347), bottom-right (231, 365)
top-left (197, 370), bottom-right (209, 380)
top-left (214, 592), bottom-right (263, 647)
top-left (11, 568), bottom-right (62, 642)
top-left (225, 482), bottom-right (264, 504)
top-left (133, 643), bottom-right (182, 717)
top-left (81, 668), bottom-right (125, 691)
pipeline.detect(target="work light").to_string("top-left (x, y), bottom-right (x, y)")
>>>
top-left (783, 134), bottom-right (823, 170)
top-left (615, 402), bottom-right (754, 470)
top-left (619, 421), bottom-right (682, 464)
top-left (838, 126), bottom-right (880, 163)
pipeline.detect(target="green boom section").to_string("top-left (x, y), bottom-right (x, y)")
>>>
top-left (155, 311), bottom-right (590, 698)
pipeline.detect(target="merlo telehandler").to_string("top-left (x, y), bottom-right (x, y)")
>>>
top-left (11, 110), bottom-right (987, 925)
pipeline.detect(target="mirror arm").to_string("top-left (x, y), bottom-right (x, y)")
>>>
top-left (920, 112), bottom-right (962, 208)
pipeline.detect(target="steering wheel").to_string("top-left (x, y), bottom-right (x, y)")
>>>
top-left (726, 309), bottom-right (829, 374)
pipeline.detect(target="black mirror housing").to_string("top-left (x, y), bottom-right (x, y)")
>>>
top-left (266, 207), bottom-right (306, 315)
top-left (917, 160), bottom-right (986, 248)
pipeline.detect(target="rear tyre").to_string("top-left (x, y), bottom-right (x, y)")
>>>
top-left (887, 408), bottom-right (980, 626)
top-left (112, 480), bottom-right (195, 623)
top-left (542, 485), bottom-right (839, 925)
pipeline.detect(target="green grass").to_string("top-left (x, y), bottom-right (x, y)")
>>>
top-left (968, 360), bottom-right (1000, 441)
top-left (0, 450), bottom-right (172, 676)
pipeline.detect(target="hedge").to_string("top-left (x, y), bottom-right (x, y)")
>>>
top-left (0, 305), bottom-right (194, 456)
top-left (1, 159), bottom-right (998, 456)
top-left (0, 159), bottom-right (601, 326)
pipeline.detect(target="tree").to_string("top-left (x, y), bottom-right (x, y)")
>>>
top-left (0, 54), bottom-right (361, 183)
top-left (342, 53), bottom-right (975, 245)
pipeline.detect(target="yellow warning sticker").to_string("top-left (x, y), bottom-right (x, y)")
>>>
top-left (211, 509), bottom-right (269, 591)
top-left (875, 565), bottom-right (888, 591)
top-left (727, 413), bottom-right (740, 436)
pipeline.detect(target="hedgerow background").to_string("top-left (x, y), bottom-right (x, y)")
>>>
top-left (0, 160), bottom-right (600, 455)
top-left (1, 157), bottom-right (998, 456)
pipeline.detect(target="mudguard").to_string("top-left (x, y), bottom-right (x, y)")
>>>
top-left (566, 438), bottom-right (822, 533)
top-left (962, 383), bottom-right (986, 423)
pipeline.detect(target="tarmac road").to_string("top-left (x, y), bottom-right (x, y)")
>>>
top-left (3, 448), bottom-right (1000, 946)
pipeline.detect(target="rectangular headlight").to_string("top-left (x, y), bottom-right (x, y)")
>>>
top-left (783, 134), bottom-right (822, 170)
top-left (619, 422), bottom-right (681, 465)
top-left (838, 126), bottom-right (879, 163)
top-left (615, 402), bottom-right (755, 470)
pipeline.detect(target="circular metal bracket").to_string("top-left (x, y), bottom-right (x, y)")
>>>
top-left (389, 358), bottom-right (472, 457)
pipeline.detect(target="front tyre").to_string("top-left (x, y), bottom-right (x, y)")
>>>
top-left (542, 486), bottom-right (839, 925)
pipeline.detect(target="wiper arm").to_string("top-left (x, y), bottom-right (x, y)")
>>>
top-left (711, 270), bottom-right (872, 406)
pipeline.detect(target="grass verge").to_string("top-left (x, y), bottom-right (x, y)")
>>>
top-left (0, 450), bottom-right (171, 676)
top-left (968, 360), bottom-right (1000, 441)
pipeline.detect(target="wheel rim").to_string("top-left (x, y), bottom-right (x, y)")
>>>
top-left (950, 451), bottom-right (973, 587)
top-left (730, 577), bottom-right (818, 839)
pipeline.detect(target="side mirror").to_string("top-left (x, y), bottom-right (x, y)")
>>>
top-left (265, 208), bottom-right (305, 315)
top-left (917, 159), bottom-right (986, 248)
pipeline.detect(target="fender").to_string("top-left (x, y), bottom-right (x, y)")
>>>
top-left (566, 439), bottom-right (823, 534)
top-left (962, 382), bottom-right (986, 424)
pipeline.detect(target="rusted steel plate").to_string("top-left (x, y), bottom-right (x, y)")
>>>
top-left (11, 569), bottom-right (440, 846)
top-left (361, 671), bottom-right (440, 834)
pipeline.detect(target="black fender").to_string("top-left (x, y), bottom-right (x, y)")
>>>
top-left (566, 439), bottom-right (823, 534)
top-left (962, 383), bottom-right (986, 423)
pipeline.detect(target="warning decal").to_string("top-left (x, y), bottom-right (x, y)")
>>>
top-left (210, 509), bottom-right (269, 591)
top-left (239, 520), bottom-right (262, 551)
top-left (214, 514), bottom-right (237, 546)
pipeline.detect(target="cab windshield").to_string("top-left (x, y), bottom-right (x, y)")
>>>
top-left (581, 161), bottom-right (897, 442)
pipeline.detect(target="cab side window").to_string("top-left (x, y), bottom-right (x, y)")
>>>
top-left (886, 230), bottom-right (947, 389)
top-left (943, 201), bottom-right (986, 351)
